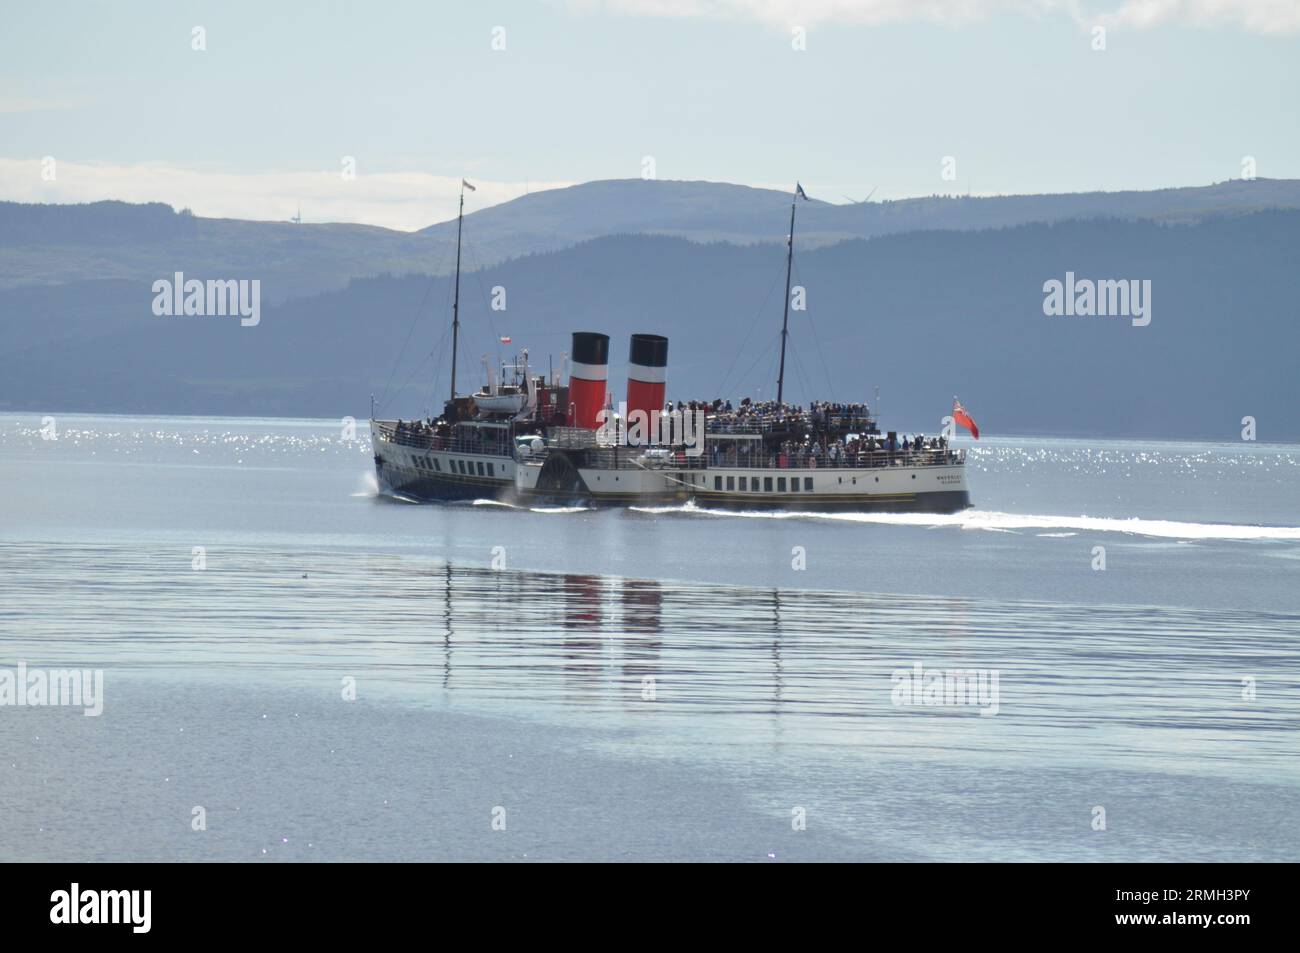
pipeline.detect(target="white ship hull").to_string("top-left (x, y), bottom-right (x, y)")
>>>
top-left (371, 421), bottom-right (971, 512)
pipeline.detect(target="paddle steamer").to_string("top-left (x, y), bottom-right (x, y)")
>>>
top-left (370, 183), bottom-right (972, 512)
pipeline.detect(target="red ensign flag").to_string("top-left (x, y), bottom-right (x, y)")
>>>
top-left (953, 398), bottom-right (980, 440)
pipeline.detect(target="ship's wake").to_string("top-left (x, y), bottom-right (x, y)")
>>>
top-left (472, 499), bottom-right (590, 514)
top-left (627, 501), bottom-right (1300, 541)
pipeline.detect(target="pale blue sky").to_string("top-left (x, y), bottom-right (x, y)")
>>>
top-left (2, 0), bottom-right (1297, 228)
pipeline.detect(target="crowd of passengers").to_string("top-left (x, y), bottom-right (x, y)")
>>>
top-left (666, 397), bottom-right (873, 431)
top-left (391, 418), bottom-right (509, 454)
top-left (392, 398), bottom-right (951, 467)
top-left (708, 429), bottom-right (950, 469)
top-left (393, 418), bottom-right (436, 439)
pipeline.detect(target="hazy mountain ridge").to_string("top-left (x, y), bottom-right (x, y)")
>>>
top-left (0, 201), bottom-right (443, 301)
top-left (418, 177), bottom-right (1300, 245)
top-left (4, 209), bottom-right (1298, 441)
top-left (5, 177), bottom-right (1299, 298)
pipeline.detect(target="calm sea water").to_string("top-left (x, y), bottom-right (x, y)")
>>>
top-left (1, 413), bottom-right (1298, 861)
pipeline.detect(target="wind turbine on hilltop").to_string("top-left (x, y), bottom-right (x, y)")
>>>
top-left (841, 186), bottom-right (879, 204)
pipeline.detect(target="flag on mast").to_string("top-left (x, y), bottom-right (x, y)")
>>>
top-left (462, 179), bottom-right (476, 191)
top-left (952, 398), bottom-right (980, 440)
top-left (795, 182), bottom-right (809, 200)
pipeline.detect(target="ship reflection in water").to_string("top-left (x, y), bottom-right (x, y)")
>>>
top-left (380, 561), bottom-right (1294, 779)
top-left (435, 565), bottom-right (802, 716)
top-left (3, 542), bottom-right (1298, 777)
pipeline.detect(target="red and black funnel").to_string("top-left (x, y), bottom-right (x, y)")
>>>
top-left (626, 333), bottom-right (668, 421)
top-left (568, 331), bottom-right (609, 429)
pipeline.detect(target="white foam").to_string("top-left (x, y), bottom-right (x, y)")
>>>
top-left (472, 499), bottom-right (587, 514)
top-left (630, 504), bottom-right (1300, 541)
top-left (350, 471), bottom-right (380, 498)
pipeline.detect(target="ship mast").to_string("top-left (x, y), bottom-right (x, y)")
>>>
top-left (776, 183), bottom-right (802, 407)
top-left (449, 181), bottom-right (468, 402)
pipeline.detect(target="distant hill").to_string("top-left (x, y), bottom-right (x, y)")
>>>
top-left (5, 177), bottom-right (1300, 298)
top-left (0, 200), bottom-right (441, 301)
top-left (4, 210), bottom-right (1298, 441)
top-left (418, 176), bottom-right (1300, 248)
